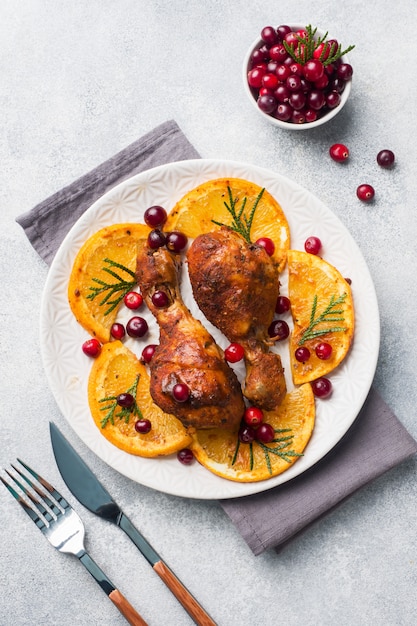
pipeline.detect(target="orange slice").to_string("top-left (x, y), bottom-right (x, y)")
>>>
top-left (190, 384), bottom-right (315, 482)
top-left (288, 250), bottom-right (354, 385)
top-left (68, 223), bottom-right (150, 343)
top-left (165, 178), bottom-right (290, 272)
top-left (88, 341), bottom-right (192, 457)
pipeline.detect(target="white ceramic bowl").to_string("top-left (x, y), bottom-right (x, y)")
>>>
top-left (243, 26), bottom-right (352, 130)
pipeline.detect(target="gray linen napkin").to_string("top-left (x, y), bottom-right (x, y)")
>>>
top-left (16, 119), bottom-right (417, 555)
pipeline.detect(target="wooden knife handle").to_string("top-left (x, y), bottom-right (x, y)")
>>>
top-left (109, 589), bottom-right (148, 626)
top-left (153, 560), bottom-right (217, 626)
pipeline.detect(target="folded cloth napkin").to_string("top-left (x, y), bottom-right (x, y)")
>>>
top-left (17, 119), bottom-right (417, 555)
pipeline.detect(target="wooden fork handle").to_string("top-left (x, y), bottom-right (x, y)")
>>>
top-left (153, 560), bottom-right (217, 626)
top-left (109, 589), bottom-right (148, 626)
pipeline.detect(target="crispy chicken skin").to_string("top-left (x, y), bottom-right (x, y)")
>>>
top-left (187, 227), bottom-right (286, 410)
top-left (136, 243), bottom-right (245, 430)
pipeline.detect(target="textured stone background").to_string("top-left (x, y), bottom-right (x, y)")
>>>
top-left (1, 1), bottom-right (417, 624)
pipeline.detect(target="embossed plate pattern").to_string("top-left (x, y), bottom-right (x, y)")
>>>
top-left (40, 159), bottom-right (380, 499)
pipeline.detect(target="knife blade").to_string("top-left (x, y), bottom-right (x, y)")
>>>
top-left (49, 422), bottom-right (217, 626)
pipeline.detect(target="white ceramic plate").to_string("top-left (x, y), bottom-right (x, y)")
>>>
top-left (40, 159), bottom-right (380, 500)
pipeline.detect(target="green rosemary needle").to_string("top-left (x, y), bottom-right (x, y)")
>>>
top-left (299, 293), bottom-right (347, 345)
top-left (212, 186), bottom-right (265, 243)
top-left (99, 375), bottom-right (142, 428)
top-left (283, 24), bottom-right (355, 66)
top-left (87, 257), bottom-right (137, 316)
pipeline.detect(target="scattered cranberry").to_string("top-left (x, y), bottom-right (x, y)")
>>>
top-left (177, 448), bottom-right (195, 465)
top-left (144, 205), bottom-right (167, 228)
top-left (239, 424), bottom-right (256, 443)
top-left (141, 344), bottom-right (157, 363)
top-left (147, 229), bottom-right (166, 249)
top-left (224, 342), bottom-right (245, 363)
top-left (117, 393), bottom-right (135, 408)
top-left (304, 236), bottom-right (322, 255)
top-left (123, 291), bottom-right (143, 310)
top-left (329, 143), bottom-right (349, 162)
top-left (295, 346), bottom-right (311, 362)
top-left (135, 419), bottom-right (152, 434)
top-left (126, 316), bottom-right (148, 338)
top-left (315, 342), bottom-right (333, 360)
top-left (172, 383), bottom-right (190, 403)
top-left (275, 295), bottom-right (291, 314)
top-left (255, 237), bottom-right (275, 256)
top-left (110, 323), bottom-right (126, 340)
top-left (311, 377), bottom-right (333, 398)
top-left (166, 231), bottom-right (188, 253)
top-left (151, 290), bottom-right (170, 308)
top-left (268, 319), bottom-right (290, 341)
top-left (244, 407), bottom-right (264, 427)
top-left (356, 184), bottom-right (375, 202)
top-left (255, 423), bottom-right (275, 443)
top-left (377, 149), bottom-right (395, 168)
top-left (82, 338), bottom-right (101, 357)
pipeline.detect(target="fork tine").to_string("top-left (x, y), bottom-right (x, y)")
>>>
top-left (7, 466), bottom-right (58, 522)
top-left (17, 458), bottom-right (70, 512)
top-left (0, 474), bottom-right (46, 530)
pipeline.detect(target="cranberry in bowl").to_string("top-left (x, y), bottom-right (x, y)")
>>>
top-left (243, 24), bottom-right (354, 130)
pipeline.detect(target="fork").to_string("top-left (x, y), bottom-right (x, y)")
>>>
top-left (1, 460), bottom-right (148, 626)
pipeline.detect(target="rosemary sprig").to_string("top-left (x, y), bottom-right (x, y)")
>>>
top-left (283, 24), bottom-right (355, 66)
top-left (299, 293), bottom-right (347, 345)
top-left (99, 375), bottom-right (142, 428)
top-left (231, 427), bottom-right (302, 475)
top-left (212, 186), bottom-right (265, 243)
top-left (87, 257), bottom-right (137, 316)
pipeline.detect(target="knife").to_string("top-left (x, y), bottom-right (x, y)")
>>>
top-left (49, 422), bottom-right (217, 626)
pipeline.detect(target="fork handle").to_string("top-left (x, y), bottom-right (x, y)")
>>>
top-left (79, 552), bottom-right (148, 626)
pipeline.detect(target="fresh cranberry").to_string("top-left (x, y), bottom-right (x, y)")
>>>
top-left (244, 407), bottom-right (264, 427)
top-left (257, 94), bottom-right (277, 114)
top-left (315, 342), bottom-right (333, 360)
top-left (224, 343), bottom-right (245, 363)
top-left (135, 419), bottom-right (152, 434)
top-left (117, 393), bottom-right (135, 408)
top-left (303, 59), bottom-right (324, 82)
top-left (356, 184), bottom-right (375, 202)
top-left (177, 448), bottom-right (195, 465)
top-left (329, 143), bottom-right (349, 162)
top-left (126, 316), bottom-right (148, 338)
top-left (147, 229), bottom-right (166, 249)
top-left (377, 149), bottom-right (395, 168)
top-left (304, 236), bottom-right (322, 255)
top-left (261, 26), bottom-right (278, 45)
top-left (269, 43), bottom-right (288, 62)
top-left (151, 290), bottom-right (170, 308)
top-left (262, 73), bottom-right (279, 90)
top-left (251, 48), bottom-right (269, 65)
top-left (144, 206), bottom-right (167, 228)
top-left (291, 109), bottom-right (306, 124)
top-left (110, 323), bottom-right (125, 340)
top-left (275, 64), bottom-right (290, 81)
top-left (255, 237), bottom-right (275, 256)
top-left (239, 424), bottom-right (256, 443)
top-left (286, 74), bottom-right (302, 92)
top-left (273, 84), bottom-right (290, 103)
top-left (165, 231), bottom-right (188, 253)
top-left (172, 383), bottom-right (190, 403)
top-left (289, 91), bottom-right (306, 111)
top-left (311, 377), bottom-right (333, 398)
top-left (337, 63), bottom-right (353, 81)
top-left (326, 91), bottom-right (341, 109)
top-left (82, 338), bottom-right (101, 357)
top-left (275, 103), bottom-right (292, 121)
top-left (275, 295), bottom-right (291, 314)
top-left (305, 109), bottom-right (318, 123)
top-left (141, 344), bottom-right (157, 363)
top-left (255, 423), bottom-right (275, 443)
top-left (276, 24), bottom-right (291, 39)
top-left (313, 42), bottom-right (331, 61)
top-left (123, 291), bottom-right (143, 309)
top-left (295, 347), bottom-right (311, 363)
top-left (247, 66), bottom-right (266, 88)
top-left (268, 319), bottom-right (290, 340)
top-left (307, 89), bottom-right (326, 110)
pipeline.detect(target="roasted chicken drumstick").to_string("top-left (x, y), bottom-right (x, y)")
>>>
top-left (136, 242), bottom-right (245, 430)
top-left (187, 227), bottom-right (287, 411)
